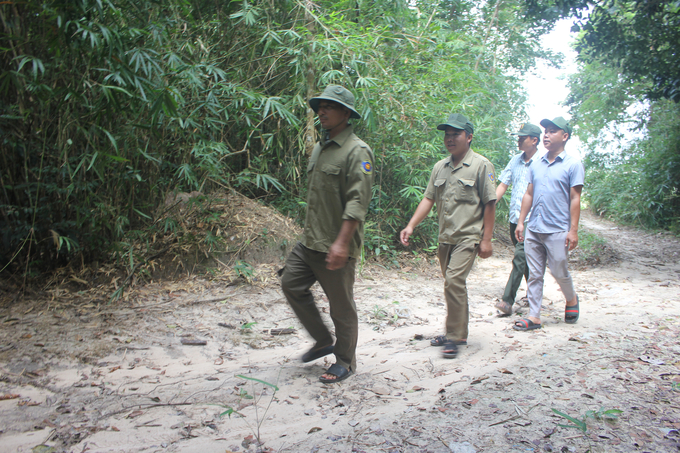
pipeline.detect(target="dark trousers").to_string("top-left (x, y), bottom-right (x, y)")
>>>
top-left (502, 222), bottom-right (529, 305)
top-left (281, 242), bottom-right (358, 371)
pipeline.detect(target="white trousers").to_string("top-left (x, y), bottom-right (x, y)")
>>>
top-left (524, 229), bottom-right (576, 319)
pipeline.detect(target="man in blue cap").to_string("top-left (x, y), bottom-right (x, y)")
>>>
top-left (400, 113), bottom-right (497, 358)
top-left (514, 117), bottom-right (584, 330)
top-left (494, 123), bottom-right (541, 316)
top-left (281, 85), bottom-right (374, 382)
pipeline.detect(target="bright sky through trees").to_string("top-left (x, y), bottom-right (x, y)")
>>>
top-left (524, 19), bottom-right (581, 157)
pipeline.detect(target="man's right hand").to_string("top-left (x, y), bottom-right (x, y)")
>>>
top-left (515, 223), bottom-right (525, 243)
top-left (399, 227), bottom-right (413, 246)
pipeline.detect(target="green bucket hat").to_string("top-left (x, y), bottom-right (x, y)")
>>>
top-left (437, 113), bottom-right (474, 134)
top-left (540, 117), bottom-right (572, 136)
top-left (511, 123), bottom-right (542, 138)
top-left (309, 85), bottom-right (361, 119)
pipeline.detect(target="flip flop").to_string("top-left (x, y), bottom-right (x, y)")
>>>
top-left (494, 300), bottom-right (513, 316)
top-left (442, 339), bottom-right (458, 359)
top-left (513, 318), bottom-right (542, 331)
top-left (565, 295), bottom-right (580, 324)
top-left (302, 344), bottom-right (334, 363)
top-left (430, 335), bottom-right (467, 346)
top-left (319, 363), bottom-right (352, 383)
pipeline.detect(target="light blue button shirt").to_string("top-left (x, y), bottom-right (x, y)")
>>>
top-left (527, 151), bottom-right (585, 234)
top-left (499, 152), bottom-right (536, 224)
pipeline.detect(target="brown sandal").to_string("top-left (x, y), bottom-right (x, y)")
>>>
top-left (494, 300), bottom-right (512, 316)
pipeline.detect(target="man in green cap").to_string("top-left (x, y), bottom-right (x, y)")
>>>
top-left (281, 85), bottom-right (374, 383)
top-left (400, 113), bottom-right (497, 358)
top-left (494, 123), bottom-right (541, 316)
top-left (514, 117), bottom-right (584, 331)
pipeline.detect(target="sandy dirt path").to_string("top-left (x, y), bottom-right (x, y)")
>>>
top-left (1, 210), bottom-right (679, 453)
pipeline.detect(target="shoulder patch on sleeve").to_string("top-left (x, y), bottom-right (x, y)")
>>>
top-left (361, 161), bottom-right (373, 175)
top-left (488, 172), bottom-right (495, 183)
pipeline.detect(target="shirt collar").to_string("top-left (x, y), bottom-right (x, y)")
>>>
top-left (521, 151), bottom-right (537, 165)
top-left (445, 149), bottom-right (474, 169)
top-left (322, 124), bottom-right (354, 148)
top-left (540, 150), bottom-right (568, 163)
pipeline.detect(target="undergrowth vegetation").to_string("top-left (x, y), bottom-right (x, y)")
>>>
top-left (579, 101), bottom-right (680, 232)
top-left (1, 0), bottom-right (678, 285)
top-left (1, 0), bottom-right (559, 280)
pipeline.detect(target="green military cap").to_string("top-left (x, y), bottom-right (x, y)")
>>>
top-left (540, 116), bottom-right (572, 136)
top-left (511, 123), bottom-right (542, 138)
top-left (437, 113), bottom-right (474, 134)
top-left (309, 85), bottom-right (361, 119)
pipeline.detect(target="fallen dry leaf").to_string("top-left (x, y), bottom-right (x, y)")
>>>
top-left (0, 394), bottom-right (20, 400)
top-left (126, 410), bottom-right (144, 419)
top-left (639, 355), bottom-right (665, 365)
top-left (181, 338), bottom-right (207, 346)
top-left (370, 386), bottom-right (391, 395)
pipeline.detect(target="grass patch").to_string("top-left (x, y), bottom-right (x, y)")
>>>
top-left (572, 231), bottom-right (618, 266)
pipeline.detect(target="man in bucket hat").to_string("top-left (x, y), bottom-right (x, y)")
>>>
top-left (514, 117), bottom-right (584, 331)
top-left (494, 123), bottom-right (541, 316)
top-left (400, 113), bottom-right (497, 359)
top-left (280, 85), bottom-right (374, 383)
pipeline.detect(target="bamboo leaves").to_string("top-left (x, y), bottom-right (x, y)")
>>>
top-left (0, 0), bottom-right (561, 274)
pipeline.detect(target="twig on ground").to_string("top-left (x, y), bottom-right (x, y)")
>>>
top-left (105, 402), bottom-right (193, 417)
top-left (489, 404), bottom-right (539, 427)
top-left (185, 296), bottom-right (232, 305)
top-left (403, 366), bottom-right (420, 379)
top-left (427, 358), bottom-right (435, 374)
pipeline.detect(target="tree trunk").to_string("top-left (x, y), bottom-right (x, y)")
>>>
top-left (304, 1), bottom-right (317, 156)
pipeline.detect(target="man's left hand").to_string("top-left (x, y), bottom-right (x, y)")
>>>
top-left (566, 230), bottom-right (578, 251)
top-left (478, 239), bottom-right (493, 258)
top-left (326, 242), bottom-right (349, 270)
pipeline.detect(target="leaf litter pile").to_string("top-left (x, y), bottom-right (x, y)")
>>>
top-left (0, 205), bottom-right (679, 452)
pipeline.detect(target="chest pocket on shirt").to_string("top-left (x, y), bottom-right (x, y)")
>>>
top-left (455, 178), bottom-right (476, 203)
top-left (320, 164), bottom-right (342, 193)
top-left (434, 178), bottom-right (447, 194)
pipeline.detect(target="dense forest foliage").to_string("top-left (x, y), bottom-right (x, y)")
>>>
top-left (1, 0), bottom-right (678, 281)
top-left (0, 0), bottom-right (559, 276)
top-left (528, 0), bottom-right (680, 231)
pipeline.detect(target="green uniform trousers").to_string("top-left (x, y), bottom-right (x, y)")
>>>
top-left (281, 242), bottom-right (358, 372)
top-left (438, 239), bottom-right (478, 342)
top-left (502, 222), bottom-right (529, 305)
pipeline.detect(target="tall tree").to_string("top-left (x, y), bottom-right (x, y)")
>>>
top-left (524, 0), bottom-right (680, 102)
top-left (528, 0), bottom-right (680, 231)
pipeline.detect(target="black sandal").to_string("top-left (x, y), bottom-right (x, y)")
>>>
top-left (442, 339), bottom-right (458, 359)
top-left (319, 363), bottom-right (353, 383)
top-left (302, 343), bottom-right (334, 363)
top-left (565, 295), bottom-right (579, 324)
top-left (431, 335), bottom-right (467, 346)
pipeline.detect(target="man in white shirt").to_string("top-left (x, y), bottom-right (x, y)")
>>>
top-left (494, 123), bottom-right (541, 315)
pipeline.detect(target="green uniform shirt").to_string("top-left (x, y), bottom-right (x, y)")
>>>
top-left (423, 149), bottom-right (497, 245)
top-left (302, 125), bottom-right (375, 259)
